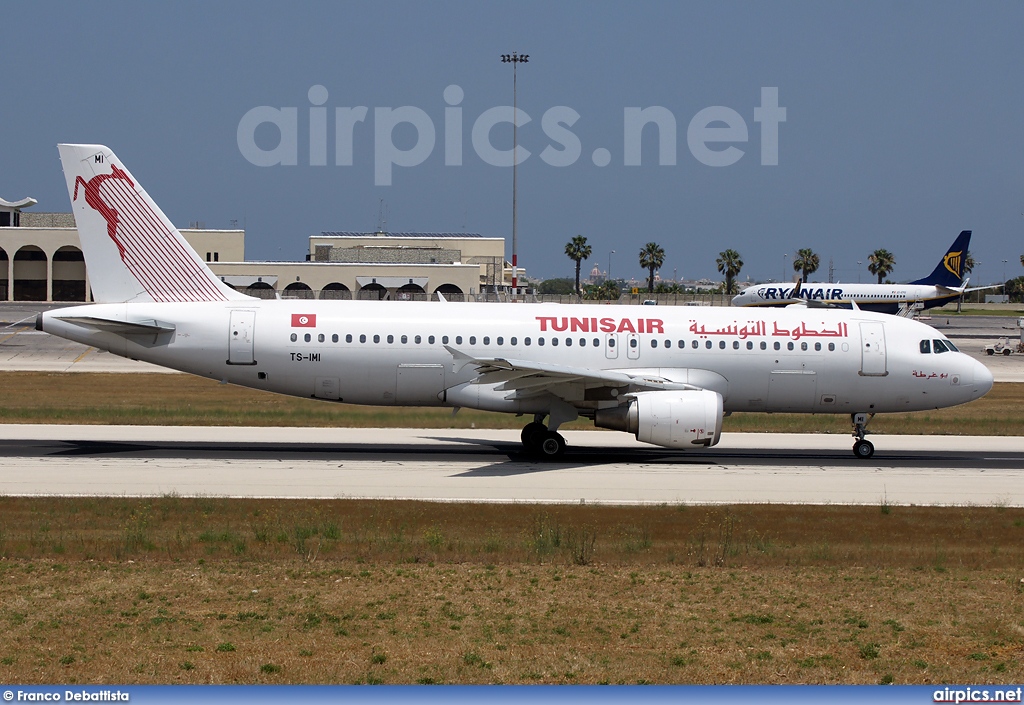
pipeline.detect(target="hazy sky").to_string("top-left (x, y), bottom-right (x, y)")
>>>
top-left (2, 1), bottom-right (1022, 285)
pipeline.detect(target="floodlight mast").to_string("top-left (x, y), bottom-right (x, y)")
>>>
top-left (501, 51), bottom-right (528, 299)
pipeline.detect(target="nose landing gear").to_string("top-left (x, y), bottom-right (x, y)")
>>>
top-left (851, 412), bottom-right (874, 459)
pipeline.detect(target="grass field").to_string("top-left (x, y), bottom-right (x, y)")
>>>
top-left (1, 373), bottom-right (1022, 685)
top-left (0, 498), bottom-right (1022, 684)
top-left (0, 372), bottom-right (1022, 436)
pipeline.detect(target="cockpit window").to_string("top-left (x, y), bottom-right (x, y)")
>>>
top-left (920, 339), bottom-right (931, 354)
top-left (932, 339), bottom-right (949, 354)
top-left (944, 340), bottom-right (958, 352)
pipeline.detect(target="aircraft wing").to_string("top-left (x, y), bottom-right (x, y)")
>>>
top-left (445, 346), bottom-right (699, 398)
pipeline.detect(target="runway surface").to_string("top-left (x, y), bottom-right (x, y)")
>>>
top-left (0, 425), bottom-right (1021, 506)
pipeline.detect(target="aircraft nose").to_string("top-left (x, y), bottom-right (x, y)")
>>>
top-left (972, 358), bottom-right (994, 398)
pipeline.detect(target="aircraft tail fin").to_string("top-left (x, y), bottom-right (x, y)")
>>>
top-left (909, 230), bottom-right (971, 288)
top-left (57, 144), bottom-right (249, 303)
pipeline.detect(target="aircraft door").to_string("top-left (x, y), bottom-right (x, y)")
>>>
top-left (627, 333), bottom-right (640, 360)
top-left (859, 322), bottom-right (887, 376)
top-left (605, 333), bottom-right (618, 359)
top-left (227, 310), bottom-right (256, 365)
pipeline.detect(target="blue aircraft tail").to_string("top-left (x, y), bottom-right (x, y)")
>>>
top-left (909, 230), bottom-right (971, 288)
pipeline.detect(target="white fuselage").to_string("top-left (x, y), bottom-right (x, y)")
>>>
top-left (731, 283), bottom-right (958, 313)
top-left (41, 300), bottom-right (992, 417)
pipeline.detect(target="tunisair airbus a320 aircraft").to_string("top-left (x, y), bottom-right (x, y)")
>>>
top-left (38, 145), bottom-right (994, 460)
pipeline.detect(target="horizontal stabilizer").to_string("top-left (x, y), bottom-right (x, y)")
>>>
top-left (55, 316), bottom-right (176, 335)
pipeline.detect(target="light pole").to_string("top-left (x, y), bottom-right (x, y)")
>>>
top-left (783, 254), bottom-right (788, 282)
top-left (857, 261), bottom-right (862, 283)
top-left (1003, 259), bottom-right (1008, 284)
top-left (501, 51), bottom-right (528, 299)
top-left (608, 250), bottom-right (615, 282)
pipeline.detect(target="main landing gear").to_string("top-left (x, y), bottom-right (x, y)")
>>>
top-left (520, 415), bottom-right (567, 459)
top-left (851, 412), bottom-right (874, 459)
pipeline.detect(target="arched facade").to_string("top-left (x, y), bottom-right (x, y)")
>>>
top-left (433, 283), bottom-right (464, 301)
top-left (0, 247), bottom-right (8, 301)
top-left (13, 245), bottom-right (47, 301)
top-left (320, 282), bottom-right (351, 300)
top-left (357, 282), bottom-right (387, 300)
top-left (245, 282), bottom-right (276, 299)
top-left (51, 246), bottom-right (87, 301)
top-left (282, 282), bottom-right (314, 299)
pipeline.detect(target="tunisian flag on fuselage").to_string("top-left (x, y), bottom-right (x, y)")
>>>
top-left (291, 314), bottom-right (316, 327)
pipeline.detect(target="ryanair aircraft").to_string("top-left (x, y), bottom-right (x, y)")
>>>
top-left (732, 231), bottom-right (991, 315)
top-left (39, 145), bottom-right (993, 460)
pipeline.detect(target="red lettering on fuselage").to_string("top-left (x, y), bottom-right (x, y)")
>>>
top-left (538, 316), bottom-right (665, 335)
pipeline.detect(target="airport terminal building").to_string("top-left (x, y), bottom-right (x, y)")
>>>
top-left (0, 197), bottom-right (514, 302)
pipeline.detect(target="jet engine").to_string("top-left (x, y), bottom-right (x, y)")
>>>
top-left (594, 389), bottom-right (723, 449)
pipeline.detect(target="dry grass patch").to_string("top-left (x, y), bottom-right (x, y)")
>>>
top-left (0, 498), bottom-right (1022, 684)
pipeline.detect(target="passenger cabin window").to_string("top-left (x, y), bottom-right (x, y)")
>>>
top-left (387, 335), bottom-right (394, 344)
top-left (290, 333), bottom-right (297, 342)
top-left (360, 334), bottom-right (366, 343)
top-left (304, 333), bottom-right (311, 343)
top-left (510, 337), bottom-right (517, 345)
top-left (346, 334), bottom-right (353, 343)
top-left (538, 337), bottom-right (545, 346)
top-left (651, 340), bottom-right (658, 348)
top-left (318, 334), bottom-right (325, 343)
top-left (455, 336), bottom-right (463, 345)
top-left (373, 335), bottom-right (380, 344)
top-left (332, 334), bottom-right (339, 343)
top-left (525, 337), bottom-right (531, 346)
top-left (428, 335), bottom-right (434, 344)
top-left (469, 336), bottom-right (476, 345)
top-left (414, 335), bottom-right (421, 344)
top-left (920, 339), bottom-right (931, 354)
top-left (442, 336), bottom-right (448, 344)
top-left (401, 335), bottom-right (408, 344)
top-left (828, 343), bottom-right (835, 351)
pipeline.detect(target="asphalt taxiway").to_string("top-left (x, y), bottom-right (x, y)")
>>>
top-left (0, 425), bottom-right (1021, 506)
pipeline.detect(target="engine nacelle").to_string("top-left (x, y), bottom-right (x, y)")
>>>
top-left (594, 390), bottom-right (723, 449)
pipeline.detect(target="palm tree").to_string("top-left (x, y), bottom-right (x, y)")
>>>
top-left (958, 251), bottom-right (976, 312)
top-left (963, 251), bottom-right (975, 277)
top-left (716, 249), bottom-right (743, 295)
top-left (792, 248), bottom-right (820, 283)
top-left (866, 248), bottom-right (896, 284)
top-left (638, 242), bottom-right (665, 293)
top-left (564, 234), bottom-right (592, 296)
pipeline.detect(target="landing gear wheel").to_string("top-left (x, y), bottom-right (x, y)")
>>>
top-left (521, 422), bottom-right (547, 448)
top-left (851, 412), bottom-right (875, 460)
top-left (853, 439), bottom-right (874, 459)
top-left (536, 431), bottom-right (567, 459)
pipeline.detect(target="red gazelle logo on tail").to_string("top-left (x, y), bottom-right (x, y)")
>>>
top-left (72, 162), bottom-right (228, 302)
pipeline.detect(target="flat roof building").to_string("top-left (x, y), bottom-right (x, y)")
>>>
top-left (0, 196), bottom-right (515, 302)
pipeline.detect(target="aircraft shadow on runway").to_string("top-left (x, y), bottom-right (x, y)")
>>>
top-left (0, 438), bottom-right (1006, 474)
